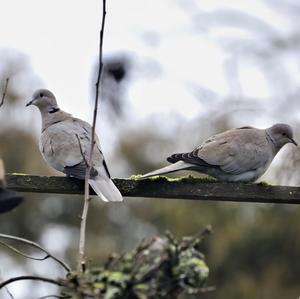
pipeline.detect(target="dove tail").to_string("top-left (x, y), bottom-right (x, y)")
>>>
top-left (89, 177), bottom-right (123, 202)
top-left (141, 161), bottom-right (193, 179)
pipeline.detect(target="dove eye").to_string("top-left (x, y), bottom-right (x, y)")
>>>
top-left (40, 93), bottom-right (44, 98)
top-left (282, 132), bottom-right (286, 136)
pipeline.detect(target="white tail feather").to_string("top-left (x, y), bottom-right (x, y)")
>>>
top-left (89, 177), bottom-right (123, 202)
top-left (141, 161), bottom-right (193, 179)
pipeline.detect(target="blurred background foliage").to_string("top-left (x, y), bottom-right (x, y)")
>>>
top-left (1, 0), bottom-right (300, 298)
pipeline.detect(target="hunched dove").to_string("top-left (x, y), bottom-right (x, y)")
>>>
top-left (26, 89), bottom-right (123, 202)
top-left (141, 124), bottom-right (297, 182)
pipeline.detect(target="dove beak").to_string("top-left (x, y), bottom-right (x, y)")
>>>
top-left (25, 100), bottom-right (33, 107)
top-left (290, 138), bottom-right (298, 146)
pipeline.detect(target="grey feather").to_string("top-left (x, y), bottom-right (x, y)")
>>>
top-left (64, 162), bottom-right (98, 180)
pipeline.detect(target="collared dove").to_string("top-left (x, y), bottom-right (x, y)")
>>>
top-left (26, 89), bottom-right (123, 202)
top-left (141, 124), bottom-right (297, 182)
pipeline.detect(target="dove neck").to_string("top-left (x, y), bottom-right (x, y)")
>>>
top-left (265, 129), bottom-right (280, 153)
top-left (40, 108), bottom-right (71, 132)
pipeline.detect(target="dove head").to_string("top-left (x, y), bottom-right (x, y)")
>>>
top-left (267, 123), bottom-right (297, 149)
top-left (26, 89), bottom-right (59, 114)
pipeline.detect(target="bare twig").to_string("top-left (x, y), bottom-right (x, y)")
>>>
top-left (196, 224), bottom-right (213, 240)
top-left (38, 295), bottom-right (70, 299)
top-left (0, 270), bottom-right (15, 299)
top-left (0, 158), bottom-right (6, 188)
top-left (198, 286), bottom-right (216, 293)
top-left (0, 234), bottom-right (71, 272)
top-left (0, 275), bottom-right (63, 290)
top-left (79, 0), bottom-right (107, 272)
top-left (0, 240), bottom-right (50, 261)
top-left (0, 78), bottom-right (9, 107)
top-left (75, 134), bottom-right (88, 167)
top-left (4, 288), bottom-right (15, 299)
top-left (5, 288), bottom-right (14, 299)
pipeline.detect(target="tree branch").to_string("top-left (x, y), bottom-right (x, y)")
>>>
top-left (63, 231), bottom-right (210, 298)
top-left (75, 134), bottom-right (88, 167)
top-left (79, 0), bottom-right (107, 272)
top-left (0, 270), bottom-right (15, 299)
top-left (0, 234), bottom-right (71, 272)
top-left (0, 275), bottom-right (63, 290)
top-left (0, 159), bottom-right (5, 188)
top-left (0, 240), bottom-right (50, 261)
top-left (6, 174), bottom-right (300, 204)
top-left (38, 295), bottom-right (70, 299)
top-left (0, 78), bottom-right (9, 107)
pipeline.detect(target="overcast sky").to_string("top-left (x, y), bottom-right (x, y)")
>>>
top-left (1, 0), bottom-right (297, 126)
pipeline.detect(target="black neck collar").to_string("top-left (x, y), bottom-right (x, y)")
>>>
top-left (49, 107), bottom-right (60, 114)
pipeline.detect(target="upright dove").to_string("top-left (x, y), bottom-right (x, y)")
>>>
top-left (26, 89), bottom-right (123, 202)
top-left (141, 124), bottom-right (297, 182)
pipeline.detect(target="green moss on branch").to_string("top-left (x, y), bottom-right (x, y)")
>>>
top-left (130, 174), bottom-right (217, 183)
top-left (61, 229), bottom-right (212, 299)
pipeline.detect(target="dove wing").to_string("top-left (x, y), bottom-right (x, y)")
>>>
top-left (40, 118), bottom-right (109, 179)
top-left (197, 129), bottom-right (271, 174)
top-left (169, 128), bottom-right (271, 175)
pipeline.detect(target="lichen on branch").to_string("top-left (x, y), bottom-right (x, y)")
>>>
top-left (61, 228), bottom-right (212, 299)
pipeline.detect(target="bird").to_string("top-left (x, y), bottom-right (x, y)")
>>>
top-left (0, 158), bottom-right (23, 214)
top-left (141, 124), bottom-right (297, 182)
top-left (26, 89), bottom-right (123, 202)
top-left (0, 190), bottom-right (23, 214)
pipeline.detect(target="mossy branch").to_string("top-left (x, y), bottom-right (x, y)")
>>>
top-left (6, 174), bottom-right (300, 204)
top-left (0, 230), bottom-right (212, 299)
top-left (61, 229), bottom-right (212, 299)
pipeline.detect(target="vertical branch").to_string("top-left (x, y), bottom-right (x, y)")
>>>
top-left (0, 159), bottom-right (5, 189)
top-left (0, 78), bottom-right (9, 107)
top-left (79, 0), bottom-right (107, 272)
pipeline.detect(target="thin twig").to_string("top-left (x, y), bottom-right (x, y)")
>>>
top-left (0, 234), bottom-right (71, 272)
top-left (79, 0), bottom-right (106, 272)
top-left (75, 134), bottom-right (88, 167)
top-left (0, 158), bottom-right (6, 189)
top-left (39, 296), bottom-right (69, 299)
top-left (4, 287), bottom-right (15, 299)
top-left (5, 288), bottom-right (14, 299)
top-left (197, 286), bottom-right (216, 293)
top-left (0, 269), bottom-right (15, 299)
top-left (0, 78), bottom-right (9, 107)
top-left (0, 275), bottom-right (63, 290)
top-left (0, 240), bottom-right (50, 261)
top-left (196, 224), bottom-right (213, 240)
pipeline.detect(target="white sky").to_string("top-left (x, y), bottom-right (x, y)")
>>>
top-left (1, 0), bottom-right (297, 126)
